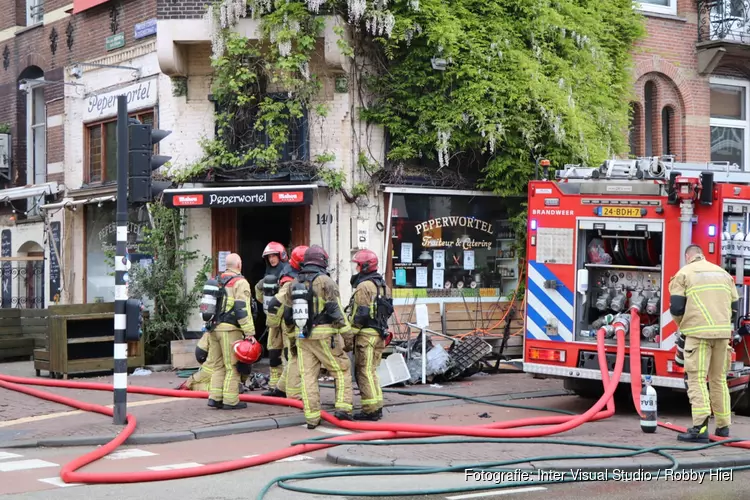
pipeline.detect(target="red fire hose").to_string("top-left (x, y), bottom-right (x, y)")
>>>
top-left (0, 324), bottom-right (745, 485)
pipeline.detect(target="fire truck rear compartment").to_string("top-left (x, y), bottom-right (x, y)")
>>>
top-left (577, 223), bottom-right (663, 349)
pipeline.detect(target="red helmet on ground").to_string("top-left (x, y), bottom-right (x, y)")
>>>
top-left (304, 245), bottom-right (329, 268)
top-left (262, 242), bottom-right (288, 262)
top-left (233, 337), bottom-right (262, 364)
top-left (290, 245), bottom-right (309, 271)
top-left (384, 331), bottom-right (394, 347)
top-left (352, 249), bottom-right (379, 273)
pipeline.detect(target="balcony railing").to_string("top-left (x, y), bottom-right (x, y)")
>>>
top-left (698, 0), bottom-right (750, 44)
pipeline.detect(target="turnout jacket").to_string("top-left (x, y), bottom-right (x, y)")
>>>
top-left (215, 267), bottom-right (256, 336)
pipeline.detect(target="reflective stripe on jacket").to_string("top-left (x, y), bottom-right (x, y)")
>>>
top-left (668, 254), bottom-right (739, 339)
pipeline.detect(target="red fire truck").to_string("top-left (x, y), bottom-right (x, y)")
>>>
top-left (522, 157), bottom-right (750, 414)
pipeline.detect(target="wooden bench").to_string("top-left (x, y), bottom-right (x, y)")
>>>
top-left (0, 308), bottom-right (48, 362)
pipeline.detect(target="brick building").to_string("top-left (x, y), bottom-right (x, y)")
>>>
top-left (629, 0), bottom-right (750, 168)
top-left (0, 0), bottom-right (158, 308)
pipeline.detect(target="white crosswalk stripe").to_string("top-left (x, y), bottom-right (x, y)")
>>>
top-left (104, 448), bottom-right (158, 460)
top-left (445, 487), bottom-right (548, 499)
top-left (0, 459), bottom-right (58, 472)
top-left (243, 454), bottom-right (314, 463)
top-left (300, 424), bottom-right (353, 435)
top-left (0, 452), bottom-right (23, 461)
top-left (147, 462), bottom-right (203, 471)
top-left (38, 477), bottom-right (83, 488)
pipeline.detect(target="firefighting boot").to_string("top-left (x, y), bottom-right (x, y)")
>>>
top-left (334, 411), bottom-right (353, 421)
top-left (221, 401), bottom-right (248, 410)
top-left (262, 388), bottom-right (287, 398)
top-left (207, 399), bottom-right (223, 409)
top-left (354, 408), bottom-right (383, 421)
top-left (715, 426), bottom-right (730, 438)
top-left (677, 418), bottom-right (709, 443)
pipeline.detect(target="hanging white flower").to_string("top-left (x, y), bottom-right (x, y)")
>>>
top-left (307, 0), bottom-right (325, 14)
top-left (436, 129), bottom-right (451, 169)
top-left (409, 0), bottom-right (420, 11)
top-left (299, 61), bottom-right (310, 81)
top-left (279, 39), bottom-right (292, 57)
top-left (348, 0), bottom-right (367, 23)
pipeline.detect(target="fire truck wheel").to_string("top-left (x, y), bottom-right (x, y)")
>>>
top-left (731, 389), bottom-right (750, 417)
top-left (563, 378), bottom-right (604, 399)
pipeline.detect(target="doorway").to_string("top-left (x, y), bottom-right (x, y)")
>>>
top-left (238, 206), bottom-right (293, 346)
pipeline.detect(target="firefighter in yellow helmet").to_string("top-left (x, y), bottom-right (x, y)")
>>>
top-left (669, 244), bottom-right (739, 442)
top-left (276, 245), bottom-right (353, 428)
top-left (347, 249), bottom-right (394, 421)
top-left (205, 253), bottom-right (255, 410)
top-left (255, 242), bottom-right (289, 392)
top-left (265, 245), bottom-right (309, 400)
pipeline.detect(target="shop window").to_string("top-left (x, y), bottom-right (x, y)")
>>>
top-left (389, 194), bottom-right (520, 299)
top-left (86, 111), bottom-right (154, 184)
top-left (84, 202), bottom-right (152, 303)
top-left (710, 77), bottom-right (749, 170)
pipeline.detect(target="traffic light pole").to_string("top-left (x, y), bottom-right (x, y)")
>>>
top-left (114, 95), bottom-right (129, 426)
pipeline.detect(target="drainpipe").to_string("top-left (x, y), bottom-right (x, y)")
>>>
top-left (679, 196), bottom-right (694, 269)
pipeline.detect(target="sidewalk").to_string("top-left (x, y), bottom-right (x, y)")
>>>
top-left (326, 394), bottom-right (750, 472)
top-left (0, 361), bottom-right (566, 447)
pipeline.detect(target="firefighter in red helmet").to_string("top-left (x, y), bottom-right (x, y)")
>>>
top-left (275, 245), bottom-right (354, 428)
top-left (347, 248), bottom-right (394, 420)
top-left (254, 241), bottom-right (289, 390)
top-left (264, 245), bottom-right (308, 399)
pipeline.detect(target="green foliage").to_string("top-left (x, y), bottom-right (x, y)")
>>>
top-left (127, 202), bottom-right (212, 360)
top-left (0, 123), bottom-right (10, 134)
top-left (175, 0), bottom-right (643, 200)
top-left (363, 0), bottom-right (645, 195)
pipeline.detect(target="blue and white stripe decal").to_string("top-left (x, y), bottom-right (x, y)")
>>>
top-left (526, 260), bottom-right (575, 342)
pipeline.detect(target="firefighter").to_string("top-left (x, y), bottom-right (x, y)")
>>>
top-left (669, 244), bottom-right (739, 441)
top-left (178, 330), bottom-right (213, 391)
top-left (255, 242), bottom-right (289, 390)
top-left (347, 249), bottom-right (393, 421)
top-left (208, 253), bottom-right (256, 410)
top-left (277, 245), bottom-right (354, 428)
top-left (265, 245), bottom-right (308, 399)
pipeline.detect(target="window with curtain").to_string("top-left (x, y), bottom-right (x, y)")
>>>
top-left (86, 111), bottom-right (154, 184)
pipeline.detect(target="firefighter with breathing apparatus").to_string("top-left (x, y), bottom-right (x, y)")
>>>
top-left (199, 253), bottom-right (257, 410)
top-left (669, 244), bottom-right (739, 441)
top-left (254, 242), bottom-right (289, 390)
top-left (177, 326), bottom-right (251, 393)
top-left (265, 245), bottom-right (308, 399)
top-left (346, 249), bottom-right (394, 421)
top-left (276, 245), bottom-right (354, 428)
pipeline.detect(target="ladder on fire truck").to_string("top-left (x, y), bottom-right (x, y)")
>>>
top-left (554, 156), bottom-right (750, 184)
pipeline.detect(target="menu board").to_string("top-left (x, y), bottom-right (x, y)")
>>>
top-left (49, 221), bottom-right (61, 302)
top-left (1, 230), bottom-right (10, 308)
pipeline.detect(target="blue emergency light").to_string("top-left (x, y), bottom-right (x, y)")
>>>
top-left (531, 219), bottom-right (538, 230)
top-left (709, 225), bottom-right (716, 237)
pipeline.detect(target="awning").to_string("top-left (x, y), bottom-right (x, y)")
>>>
top-left (72, 0), bottom-right (110, 14)
top-left (0, 182), bottom-right (60, 203)
top-left (162, 184), bottom-right (317, 208)
top-left (41, 195), bottom-right (115, 211)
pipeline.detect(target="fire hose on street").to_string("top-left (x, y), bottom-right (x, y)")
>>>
top-left (1, 314), bottom-right (749, 499)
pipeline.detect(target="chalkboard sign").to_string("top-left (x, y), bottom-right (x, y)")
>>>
top-left (49, 221), bottom-right (61, 303)
top-left (1, 229), bottom-right (10, 308)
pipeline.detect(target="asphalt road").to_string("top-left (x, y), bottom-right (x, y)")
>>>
top-left (1, 424), bottom-right (748, 500)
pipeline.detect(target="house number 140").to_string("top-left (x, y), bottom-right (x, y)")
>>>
top-left (317, 214), bottom-right (334, 225)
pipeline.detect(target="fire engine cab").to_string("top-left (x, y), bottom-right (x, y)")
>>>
top-left (523, 157), bottom-right (750, 415)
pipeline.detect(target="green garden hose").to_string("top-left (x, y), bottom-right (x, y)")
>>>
top-left (258, 438), bottom-right (748, 498)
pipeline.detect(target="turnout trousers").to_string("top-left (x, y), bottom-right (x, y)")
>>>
top-left (683, 335), bottom-right (732, 428)
top-left (355, 332), bottom-right (385, 413)
top-left (276, 333), bottom-right (302, 399)
top-left (297, 331), bottom-right (353, 426)
top-left (208, 327), bottom-right (244, 406)
top-left (267, 326), bottom-right (285, 388)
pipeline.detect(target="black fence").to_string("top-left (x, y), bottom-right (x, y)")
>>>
top-left (698, 0), bottom-right (750, 44)
top-left (1, 260), bottom-right (45, 309)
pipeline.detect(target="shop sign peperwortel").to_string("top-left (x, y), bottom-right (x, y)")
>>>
top-left (416, 216), bottom-right (495, 250)
top-left (84, 78), bottom-right (157, 121)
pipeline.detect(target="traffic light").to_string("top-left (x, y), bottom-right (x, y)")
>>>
top-left (128, 122), bottom-right (172, 203)
top-left (125, 298), bottom-right (145, 342)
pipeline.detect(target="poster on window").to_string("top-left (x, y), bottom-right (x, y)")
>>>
top-left (218, 251), bottom-right (230, 272)
top-left (432, 269), bottom-right (444, 289)
top-left (464, 250), bottom-right (475, 270)
top-left (433, 249), bottom-right (445, 269)
top-left (415, 267), bottom-right (428, 287)
top-left (401, 242), bottom-right (413, 264)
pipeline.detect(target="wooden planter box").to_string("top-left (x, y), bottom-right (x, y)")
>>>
top-left (33, 302), bottom-right (145, 379)
top-left (0, 308), bottom-right (47, 361)
top-left (171, 339), bottom-right (200, 369)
